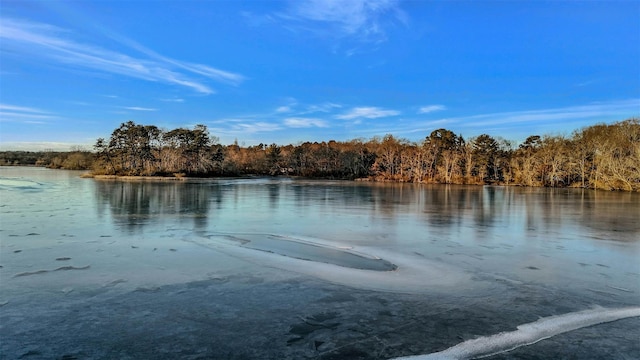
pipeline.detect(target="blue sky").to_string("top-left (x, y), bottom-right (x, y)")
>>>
top-left (1, 0), bottom-right (638, 150)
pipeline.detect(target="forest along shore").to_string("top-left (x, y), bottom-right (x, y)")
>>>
top-left (1, 118), bottom-right (638, 191)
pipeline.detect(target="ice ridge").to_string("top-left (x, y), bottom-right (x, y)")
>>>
top-left (391, 306), bottom-right (640, 360)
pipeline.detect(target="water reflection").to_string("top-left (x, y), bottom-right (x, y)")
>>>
top-left (419, 185), bottom-right (485, 228)
top-left (512, 187), bottom-right (640, 238)
top-left (268, 184), bottom-right (280, 208)
top-left (92, 178), bottom-right (639, 242)
top-left (94, 180), bottom-right (223, 232)
top-left (579, 189), bottom-right (640, 234)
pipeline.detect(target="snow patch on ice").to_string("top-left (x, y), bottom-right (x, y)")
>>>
top-left (188, 233), bottom-right (473, 293)
top-left (391, 306), bottom-right (640, 360)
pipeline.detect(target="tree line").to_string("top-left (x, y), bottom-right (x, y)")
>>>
top-left (2, 118), bottom-right (638, 191)
top-left (0, 149), bottom-right (94, 170)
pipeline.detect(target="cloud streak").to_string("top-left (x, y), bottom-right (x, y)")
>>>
top-left (283, 117), bottom-right (328, 128)
top-left (276, 106), bottom-right (293, 113)
top-left (123, 106), bottom-right (157, 112)
top-left (0, 103), bottom-right (55, 122)
top-left (0, 18), bottom-right (244, 94)
top-left (382, 99), bottom-right (640, 138)
top-left (0, 104), bottom-right (49, 113)
top-left (306, 102), bottom-right (342, 113)
top-left (232, 122), bottom-right (282, 133)
top-left (336, 106), bottom-right (400, 120)
top-left (455, 99), bottom-right (640, 128)
top-left (418, 105), bottom-right (446, 114)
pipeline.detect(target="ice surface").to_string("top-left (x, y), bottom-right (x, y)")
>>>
top-left (0, 177), bottom-right (46, 191)
top-left (189, 233), bottom-right (474, 293)
top-left (3, 167), bottom-right (638, 297)
top-left (392, 306), bottom-right (640, 360)
top-left (206, 233), bottom-right (398, 271)
top-left (13, 265), bottom-right (91, 277)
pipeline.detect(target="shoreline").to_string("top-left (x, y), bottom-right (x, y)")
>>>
top-left (2, 165), bottom-right (632, 192)
top-left (85, 172), bottom-right (601, 191)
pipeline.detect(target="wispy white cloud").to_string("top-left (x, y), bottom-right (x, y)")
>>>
top-left (274, 97), bottom-right (300, 113)
top-left (234, 122), bottom-right (282, 133)
top-left (336, 106), bottom-right (400, 120)
top-left (384, 99), bottom-right (640, 138)
top-left (276, 106), bottom-right (293, 113)
top-left (283, 117), bottom-right (328, 128)
top-left (207, 117), bottom-right (284, 143)
top-left (0, 103), bottom-right (55, 122)
top-left (242, 11), bottom-right (279, 28)
top-left (574, 78), bottom-right (608, 88)
top-left (0, 104), bottom-right (48, 113)
top-left (306, 102), bottom-right (342, 113)
top-left (269, 0), bottom-right (407, 55)
top-left (123, 106), bottom-right (157, 112)
top-left (0, 18), bottom-right (244, 94)
top-left (113, 33), bottom-right (245, 86)
top-left (178, 63), bottom-right (245, 86)
top-left (67, 101), bottom-right (91, 107)
top-left (418, 105), bottom-right (446, 114)
top-left (282, 0), bottom-right (405, 43)
top-left (275, 101), bottom-right (342, 116)
top-left (160, 98), bottom-right (184, 103)
top-left (457, 99), bottom-right (640, 128)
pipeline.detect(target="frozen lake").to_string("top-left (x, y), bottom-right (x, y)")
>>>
top-left (1, 166), bottom-right (639, 359)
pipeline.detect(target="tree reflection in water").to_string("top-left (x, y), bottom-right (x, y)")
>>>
top-left (93, 178), bottom-right (639, 243)
top-left (95, 180), bottom-right (223, 233)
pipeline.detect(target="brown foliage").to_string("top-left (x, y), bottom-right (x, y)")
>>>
top-left (52, 118), bottom-right (635, 192)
